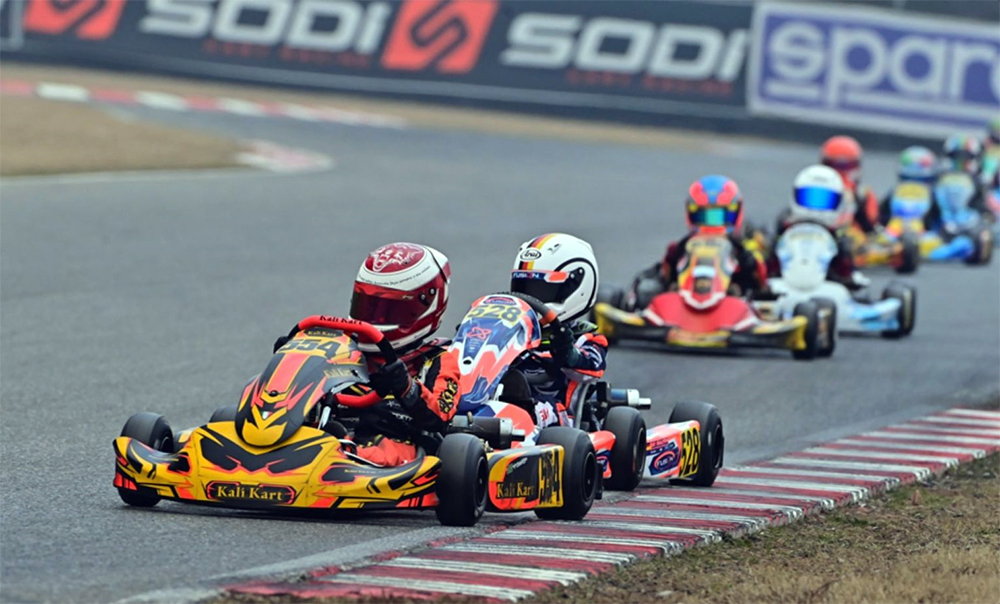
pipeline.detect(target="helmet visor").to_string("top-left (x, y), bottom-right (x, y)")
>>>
top-left (823, 158), bottom-right (859, 173)
top-left (795, 187), bottom-right (842, 211)
top-left (350, 290), bottom-right (424, 327)
top-left (511, 270), bottom-right (580, 305)
top-left (689, 206), bottom-right (738, 228)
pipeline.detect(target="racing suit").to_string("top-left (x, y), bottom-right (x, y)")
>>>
top-left (517, 321), bottom-right (608, 434)
top-left (878, 186), bottom-right (941, 231)
top-left (770, 218), bottom-right (862, 290)
top-left (849, 182), bottom-right (880, 234)
top-left (626, 231), bottom-right (767, 310)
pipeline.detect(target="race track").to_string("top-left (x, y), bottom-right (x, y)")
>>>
top-left (1, 104), bottom-right (998, 603)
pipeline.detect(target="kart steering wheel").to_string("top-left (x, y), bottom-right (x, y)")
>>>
top-left (502, 292), bottom-right (565, 380)
top-left (289, 315), bottom-right (398, 409)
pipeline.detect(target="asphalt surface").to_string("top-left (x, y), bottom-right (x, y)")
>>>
top-left (1, 103), bottom-right (998, 603)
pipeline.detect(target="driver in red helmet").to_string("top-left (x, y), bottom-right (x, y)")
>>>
top-left (624, 176), bottom-right (768, 310)
top-left (273, 243), bottom-right (460, 466)
top-left (820, 135), bottom-right (879, 234)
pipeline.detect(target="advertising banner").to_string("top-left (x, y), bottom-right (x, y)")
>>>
top-left (1, 0), bottom-right (754, 119)
top-left (748, 2), bottom-right (1000, 137)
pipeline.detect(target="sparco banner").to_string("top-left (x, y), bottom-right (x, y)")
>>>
top-left (1, 0), bottom-right (753, 120)
top-left (748, 2), bottom-right (1000, 137)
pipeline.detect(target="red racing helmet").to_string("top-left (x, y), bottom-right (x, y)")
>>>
top-left (820, 135), bottom-right (863, 188)
top-left (350, 242), bottom-right (451, 351)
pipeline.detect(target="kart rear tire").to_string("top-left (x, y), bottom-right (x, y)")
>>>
top-left (668, 401), bottom-right (724, 487)
top-left (881, 282), bottom-right (916, 339)
top-left (603, 407), bottom-right (646, 492)
top-left (434, 434), bottom-right (488, 527)
top-left (209, 404), bottom-right (238, 424)
top-left (966, 228), bottom-right (993, 265)
top-left (118, 412), bottom-right (174, 507)
top-left (896, 235), bottom-right (920, 274)
top-left (812, 298), bottom-right (837, 358)
top-left (792, 301), bottom-right (820, 360)
top-left (534, 427), bottom-right (599, 521)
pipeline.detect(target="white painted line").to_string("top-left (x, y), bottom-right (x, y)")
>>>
top-left (914, 416), bottom-right (1000, 428)
top-left (836, 439), bottom-right (988, 457)
top-left (942, 409), bottom-right (1000, 420)
top-left (633, 496), bottom-right (805, 520)
top-left (723, 465), bottom-right (900, 485)
top-left (589, 506), bottom-right (771, 529)
top-left (662, 487), bottom-right (838, 506)
top-left (578, 520), bottom-right (722, 541)
top-left (713, 477), bottom-right (870, 501)
top-left (383, 557), bottom-right (586, 585)
top-left (769, 457), bottom-right (934, 480)
top-left (893, 424), bottom-right (1000, 437)
top-left (803, 447), bottom-right (961, 466)
top-left (441, 542), bottom-right (635, 564)
top-left (134, 91), bottom-right (189, 111)
top-left (217, 97), bottom-right (268, 116)
top-left (861, 432), bottom-right (999, 447)
top-left (319, 574), bottom-right (534, 601)
top-left (276, 103), bottom-right (322, 121)
top-left (36, 82), bottom-right (90, 102)
top-left (488, 529), bottom-right (685, 553)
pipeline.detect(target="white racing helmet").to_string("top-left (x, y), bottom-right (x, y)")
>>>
top-left (789, 165), bottom-right (848, 230)
top-left (510, 233), bottom-right (599, 322)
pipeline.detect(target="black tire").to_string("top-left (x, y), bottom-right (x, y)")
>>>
top-left (881, 282), bottom-right (917, 338)
top-left (209, 404), bottom-right (238, 423)
top-left (669, 401), bottom-right (724, 487)
top-left (812, 298), bottom-right (837, 358)
top-left (965, 228), bottom-right (993, 266)
top-left (434, 434), bottom-right (488, 527)
top-left (896, 234), bottom-right (920, 274)
top-left (603, 407), bottom-right (647, 492)
top-left (118, 412), bottom-right (174, 507)
top-left (596, 284), bottom-right (625, 310)
top-left (534, 427), bottom-right (599, 521)
top-left (792, 301), bottom-right (820, 360)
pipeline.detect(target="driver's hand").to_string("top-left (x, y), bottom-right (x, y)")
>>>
top-left (549, 325), bottom-right (579, 367)
top-left (369, 359), bottom-right (413, 400)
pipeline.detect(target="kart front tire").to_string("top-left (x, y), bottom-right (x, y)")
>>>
top-left (792, 301), bottom-right (820, 360)
top-left (209, 404), bottom-right (238, 424)
top-left (896, 235), bottom-right (920, 274)
top-left (603, 407), bottom-right (646, 491)
top-left (966, 228), bottom-right (993, 266)
top-left (118, 412), bottom-right (174, 507)
top-left (812, 297), bottom-right (837, 358)
top-left (434, 434), bottom-right (487, 527)
top-left (881, 283), bottom-right (916, 338)
top-left (534, 427), bottom-right (598, 521)
top-left (669, 401), bottom-right (724, 487)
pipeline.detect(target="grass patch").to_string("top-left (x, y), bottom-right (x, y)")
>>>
top-left (0, 96), bottom-right (244, 176)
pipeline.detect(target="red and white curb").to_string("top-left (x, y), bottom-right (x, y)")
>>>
top-left (0, 79), bottom-right (407, 129)
top-left (227, 407), bottom-right (1000, 602)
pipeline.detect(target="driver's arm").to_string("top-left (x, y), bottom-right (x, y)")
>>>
top-left (403, 350), bottom-right (461, 427)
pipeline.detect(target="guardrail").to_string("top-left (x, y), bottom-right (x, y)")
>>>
top-left (2, 0), bottom-right (996, 149)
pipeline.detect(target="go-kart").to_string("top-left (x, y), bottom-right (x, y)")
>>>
top-left (449, 292), bottom-right (724, 500)
top-left (884, 174), bottom-right (993, 265)
top-left (113, 316), bottom-right (590, 526)
top-left (754, 223), bottom-right (916, 339)
top-left (594, 234), bottom-right (835, 360)
top-left (843, 221), bottom-right (920, 274)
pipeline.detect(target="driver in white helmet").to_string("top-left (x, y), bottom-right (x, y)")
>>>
top-left (273, 242), bottom-right (460, 466)
top-left (770, 165), bottom-right (868, 290)
top-left (509, 233), bottom-right (608, 430)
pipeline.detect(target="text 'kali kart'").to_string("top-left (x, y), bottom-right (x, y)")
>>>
top-left (595, 234), bottom-right (835, 360)
top-left (114, 316), bottom-right (599, 526)
top-left (755, 223), bottom-right (916, 339)
top-left (449, 292), bottom-right (724, 503)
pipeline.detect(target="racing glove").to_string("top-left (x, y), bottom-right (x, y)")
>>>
top-left (550, 325), bottom-right (582, 368)
top-left (369, 359), bottom-right (413, 401)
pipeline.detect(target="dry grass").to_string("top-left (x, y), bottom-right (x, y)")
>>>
top-left (0, 96), bottom-right (244, 176)
top-left (1, 63), bottom-right (744, 152)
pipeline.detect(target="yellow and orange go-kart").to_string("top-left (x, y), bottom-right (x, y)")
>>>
top-left (113, 316), bottom-right (591, 527)
top-left (844, 221), bottom-right (920, 274)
